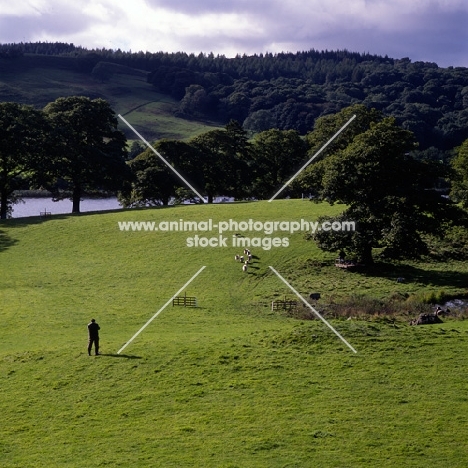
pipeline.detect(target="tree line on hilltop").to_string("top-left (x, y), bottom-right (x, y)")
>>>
top-left (1, 42), bottom-right (467, 156)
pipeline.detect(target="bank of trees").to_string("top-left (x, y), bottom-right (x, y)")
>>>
top-left (0, 102), bottom-right (50, 218)
top-left (119, 121), bottom-right (306, 206)
top-left (0, 97), bottom-right (129, 218)
top-left (121, 103), bottom-right (464, 263)
top-left (296, 106), bottom-right (454, 264)
top-left (2, 95), bottom-right (467, 265)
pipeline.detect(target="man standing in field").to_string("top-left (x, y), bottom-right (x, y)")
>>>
top-left (87, 319), bottom-right (100, 356)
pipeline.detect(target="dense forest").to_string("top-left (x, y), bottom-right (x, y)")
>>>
top-left (1, 42), bottom-right (467, 155)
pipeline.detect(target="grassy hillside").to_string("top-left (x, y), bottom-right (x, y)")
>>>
top-left (0, 55), bottom-right (221, 141)
top-left (1, 200), bottom-right (468, 467)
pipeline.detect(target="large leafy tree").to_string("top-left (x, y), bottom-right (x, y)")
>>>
top-left (307, 115), bottom-right (448, 264)
top-left (119, 140), bottom-right (204, 207)
top-left (190, 121), bottom-right (250, 203)
top-left (305, 104), bottom-right (383, 155)
top-left (250, 128), bottom-right (308, 199)
top-left (296, 104), bottom-right (383, 198)
top-left (121, 121), bottom-right (250, 206)
top-left (0, 102), bottom-right (49, 219)
top-left (44, 96), bottom-right (130, 213)
top-left (119, 151), bottom-right (176, 207)
top-left (223, 120), bottom-right (252, 199)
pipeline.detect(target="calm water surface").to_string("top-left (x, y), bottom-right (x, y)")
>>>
top-left (11, 196), bottom-right (233, 218)
top-left (11, 197), bottom-right (122, 218)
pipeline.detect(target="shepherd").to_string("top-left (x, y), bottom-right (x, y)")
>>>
top-left (87, 318), bottom-right (101, 356)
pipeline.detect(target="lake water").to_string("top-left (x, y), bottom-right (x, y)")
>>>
top-left (11, 197), bottom-right (123, 218)
top-left (10, 196), bottom-right (235, 218)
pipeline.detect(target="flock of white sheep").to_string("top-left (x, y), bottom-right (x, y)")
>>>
top-left (234, 249), bottom-right (253, 272)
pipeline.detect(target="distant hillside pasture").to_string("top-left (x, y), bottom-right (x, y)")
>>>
top-left (0, 56), bottom-right (222, 141)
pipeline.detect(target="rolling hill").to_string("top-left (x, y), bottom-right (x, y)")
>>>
top-left (0, 54), bottom-right (222, 142)
top-left (1, 200), bottom-right (468, 467)
top-left (1, 44), bottom-right (468, 153)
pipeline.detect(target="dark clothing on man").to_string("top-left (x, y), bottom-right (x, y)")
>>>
top-left (88, 319), bottom-right (100, 355)
top-left (339, 250), bottom-right (346, 263)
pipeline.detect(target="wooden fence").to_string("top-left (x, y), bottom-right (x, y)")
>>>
top-left (172, 293), bottom-right (197, 307)
top-left (271, 300), bottom-right (298, 311)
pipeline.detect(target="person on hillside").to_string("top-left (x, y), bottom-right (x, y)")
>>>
top-left (87, 318), bottom-right (101, 356)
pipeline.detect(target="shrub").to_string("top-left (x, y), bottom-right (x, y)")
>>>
top-left (424, 225), bottom-right (468, 260)
top-left (284, 294), bottom-right (434, 321)
top-left (406, 289), bottom-right (450, 304)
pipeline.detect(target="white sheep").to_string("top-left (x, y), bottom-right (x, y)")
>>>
top-left (234, 254), bottom-right (240, 261)
top-left (240, 255), bottom-right (244, 262)
top-left (242, 264), bottom-right (248, 272)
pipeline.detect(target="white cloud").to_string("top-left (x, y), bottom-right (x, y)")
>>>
top-left (0, 0), bottom-right (466, 66)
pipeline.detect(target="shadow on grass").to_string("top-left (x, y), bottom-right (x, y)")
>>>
top-left (0, 230), bottom-right (18, 252)
top-left (0, 215), bottom-right (72, 253)
top-left (100, 353), bottom-right (142, 359)
top-left (362, 262), bottom-right (468, 290)
top-left (0, 215), bottom-right (70, 232)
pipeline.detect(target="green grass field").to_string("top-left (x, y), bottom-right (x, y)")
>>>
top-left (1, 200), bottom-right (468, 467)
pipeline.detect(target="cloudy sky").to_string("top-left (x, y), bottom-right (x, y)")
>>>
top-left (0, 0), bottom-right (467, 67)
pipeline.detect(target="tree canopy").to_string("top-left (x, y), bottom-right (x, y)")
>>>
top-left (250, 129), bottom-right (307, 199)
top-left (44, 96), bottom-right (130, 213)
top-left (299, 108), bottom-right (452, 263)
top-left (119, 140), bottom-right (203, 207)
top-left (0, 102), bottom-right (49, 219)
